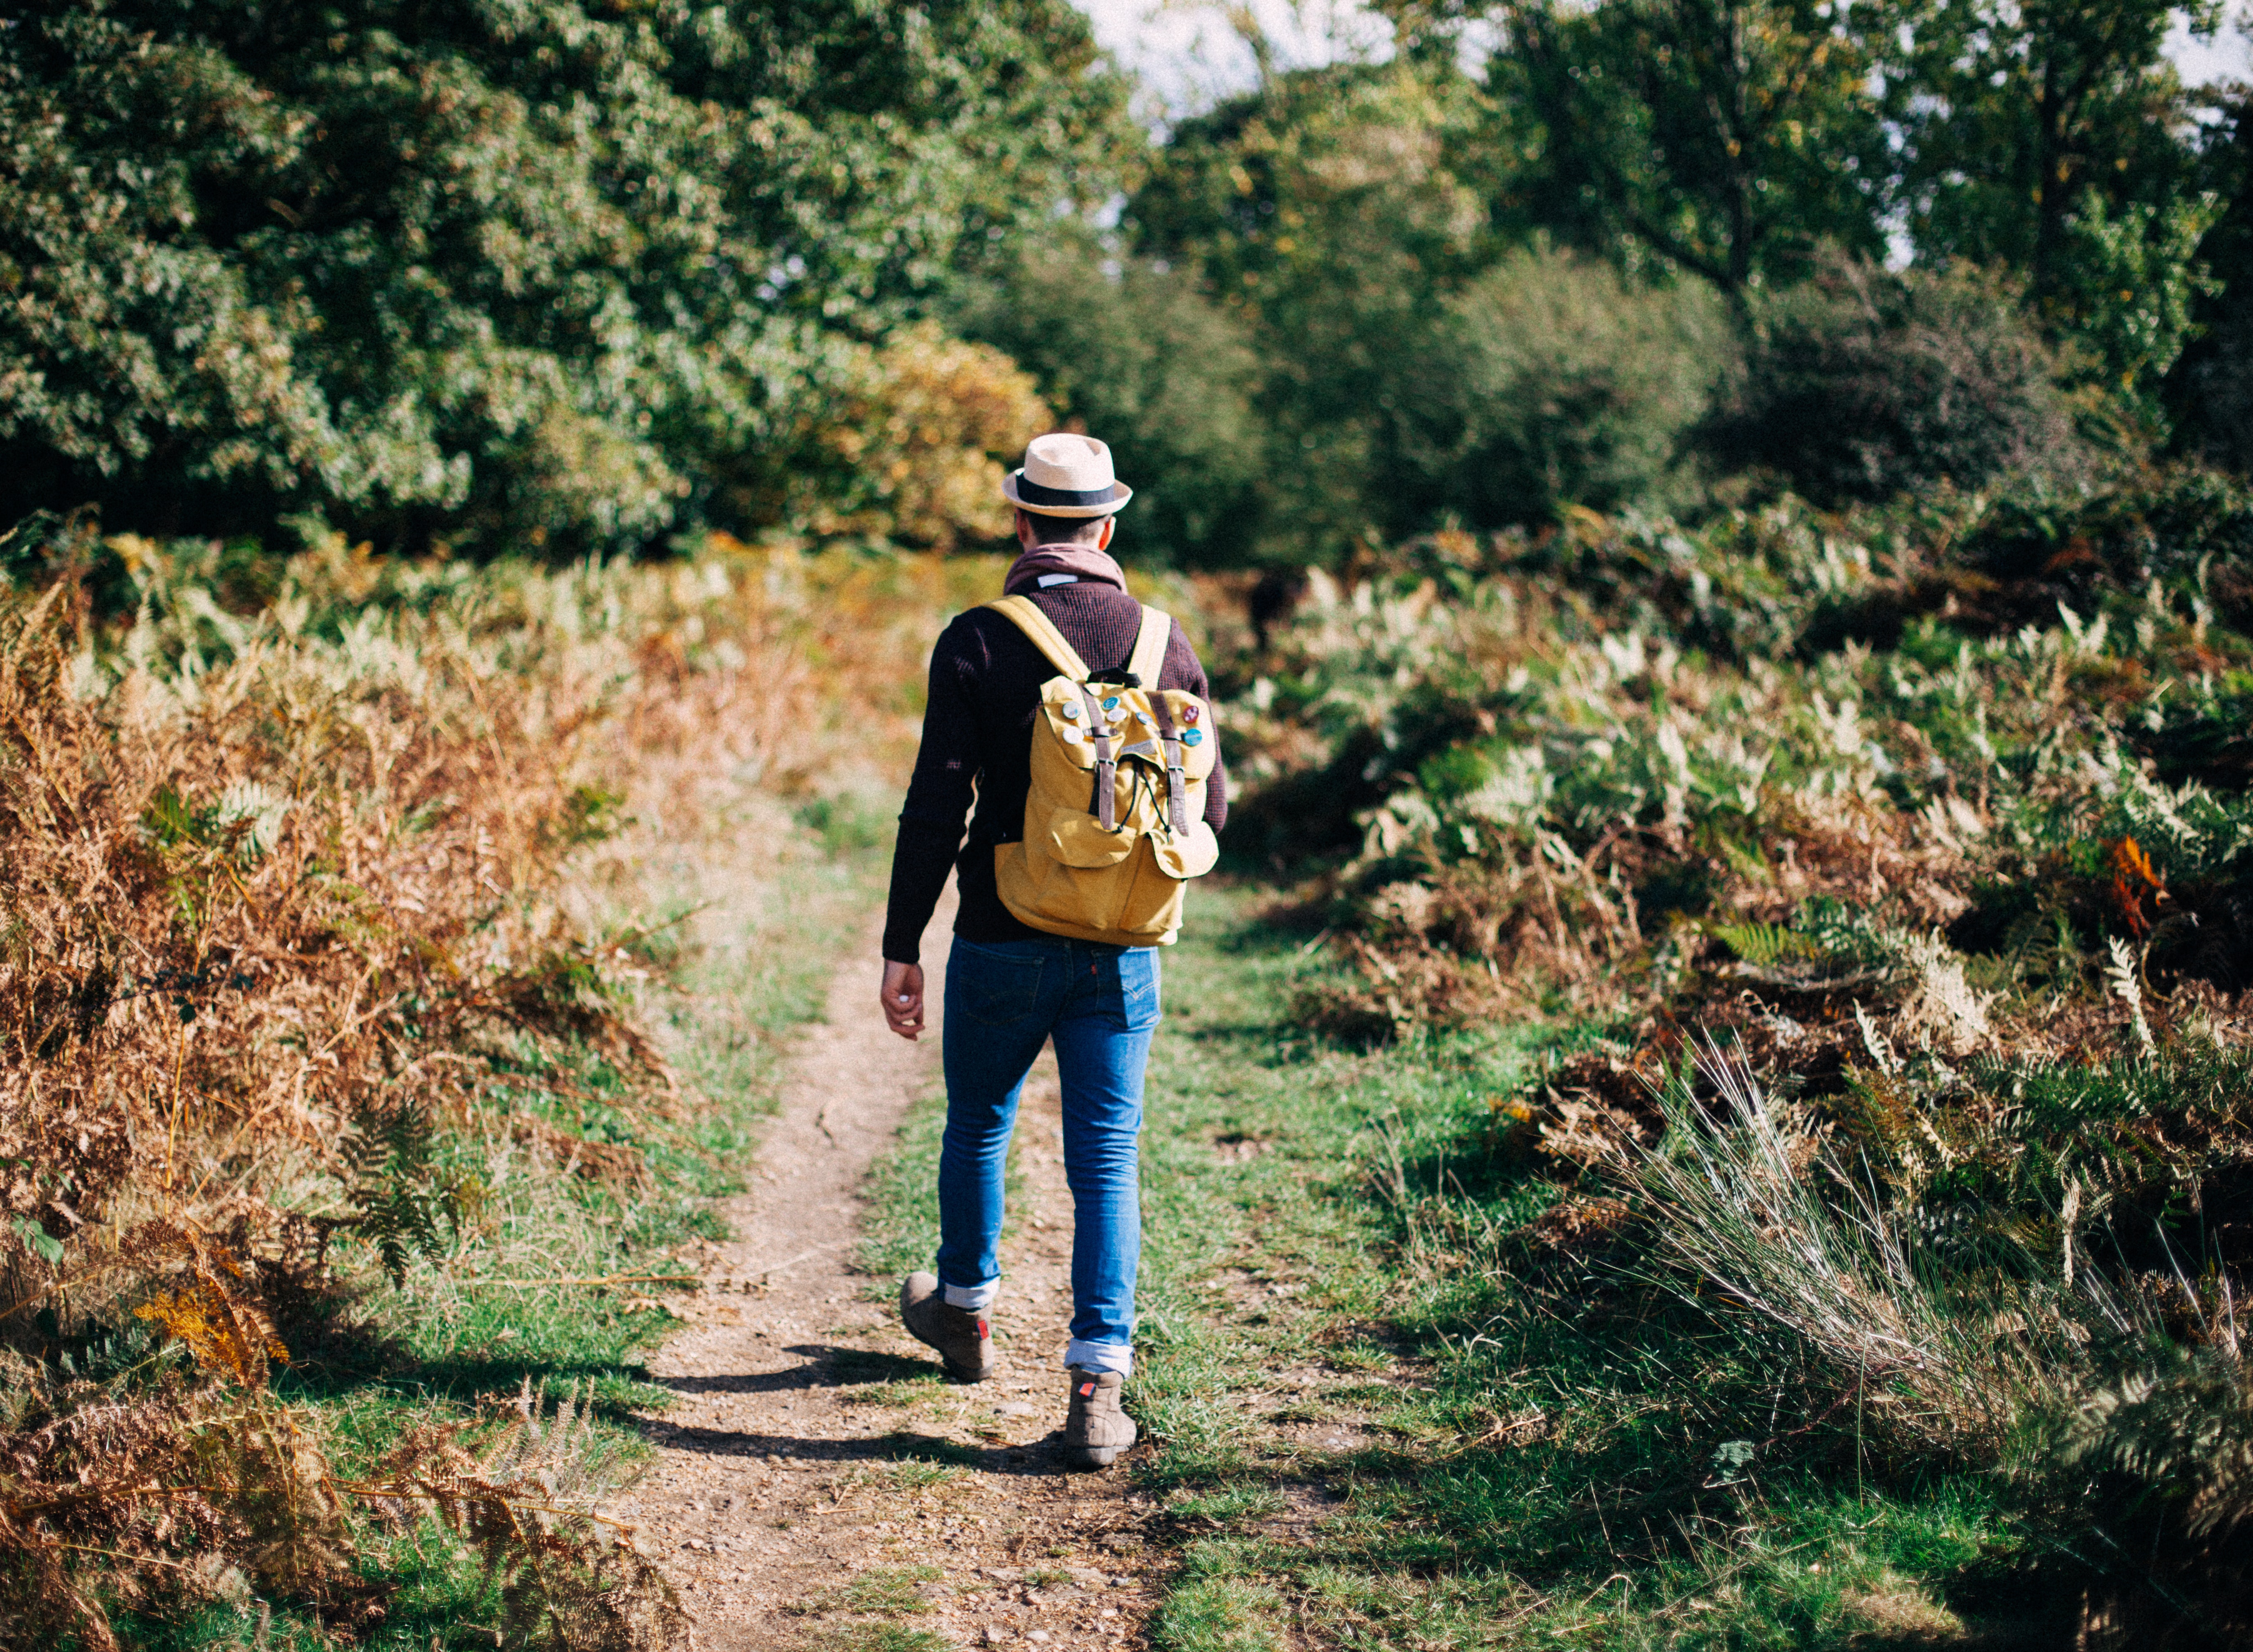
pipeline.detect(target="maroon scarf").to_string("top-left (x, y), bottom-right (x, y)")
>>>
top-left (1002, 543), bottom-right (1128, 597)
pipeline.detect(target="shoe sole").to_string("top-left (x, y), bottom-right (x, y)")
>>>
top-left (1064, 1434), bottom-right (1135, 1468)
top-left (900, 1320), bottom-right (995, 1383)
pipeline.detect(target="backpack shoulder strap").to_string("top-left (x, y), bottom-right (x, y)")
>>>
top-left (984, 596), bottom-right (1090, 682)
top-left (1128, 605), bottom-right (1172, 687)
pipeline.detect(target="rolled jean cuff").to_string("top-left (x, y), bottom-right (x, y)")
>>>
top-left (944, 1279), bottom-right (999, 1311)
top-left (1065, 1339), bottom-right (1133, 1376)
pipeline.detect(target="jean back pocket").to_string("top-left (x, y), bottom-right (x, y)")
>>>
top-left (951, 939), bottom-right (1048, 1027)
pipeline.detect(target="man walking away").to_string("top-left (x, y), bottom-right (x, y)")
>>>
top-left (878, 433), bottom-right (1227, 1467)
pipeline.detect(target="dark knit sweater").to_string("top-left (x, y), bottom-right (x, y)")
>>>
top-left (882, 582), bottom-right (1228, 964)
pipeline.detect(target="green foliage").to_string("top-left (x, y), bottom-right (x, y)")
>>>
top-left (804, 1564), bottom-right (942, 1616)
top-left (954, 249), bottom-right (1268, 566)
top-left (0, 0), bottom-right (1128, 553)
top-left (1485, 0), bottom-right (1893, 293)
top-left (1408, 247), bottom-right (1736, 524)
top-left (1719, 255), bottom-right (2083, 502)
top-left (1879, 0), bottom-right (2218, 307)
top-left (342, 1095), bottom-right (472, 1287)
top-left (2168, 96), bottom-right (2253, 472)
top-left (1706, 921), bottom-right (1822, 967)
top-left (1210, 442), bottom-right (2253, 1632)
top-left (2057, 190), bottom-right (2225, 408)
top-left (809, 1627), bottom-right (953, 1652)
top-left (1149, 1563), bottom-right (1288, 1652)
top-left (1129, 60), bottom-right (1501, 559)
top-left (2055, 1343), bottom-right (2253, 1549)
top-left (1104, 893), bottom-right (2063, 1649)
top-left (855, 1085), bottom-right (950, 1281)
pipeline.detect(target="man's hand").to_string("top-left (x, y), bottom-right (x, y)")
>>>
top-left (881, 960), bottom-right (925, 1041)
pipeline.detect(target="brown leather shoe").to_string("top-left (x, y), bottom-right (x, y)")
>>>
top-left (1063, 1367), bottom-right (1136, 1468)
top-left (899, 1272), bottom-right (996, 1382)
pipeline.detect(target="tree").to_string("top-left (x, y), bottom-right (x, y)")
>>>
top-left (1714, 254), bottom-right (2082, 504)
top-left (0, 0), bottom-right (1131, 552)
top-left (953, 249), bottom-right (1269, 567)
top-left (2166, 89), bottom-right (2253, 471)
top-left (1407, 247), bottom-right (1736, 524)
top-left (1477, 0), bottom-right (1892, 296)
top-left (1879, 0), bottom-right (2218, 300)
top-left (1129, 60), bottom-right (1500, 558)
top-left (1874, 0), bottom-right (2225, 413)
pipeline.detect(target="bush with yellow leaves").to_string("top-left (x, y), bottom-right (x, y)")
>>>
top-left (779, 323), bottom-right (1053, 550)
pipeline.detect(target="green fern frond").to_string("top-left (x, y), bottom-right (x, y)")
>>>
top-left (1709, 922), bottom-right (1823, 967)
top-left (343, 1093), bottom-right (454, 1285)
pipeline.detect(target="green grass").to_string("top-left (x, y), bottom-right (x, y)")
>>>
top-left (1149, 1548), bottom-right (1290, 1652)
top-left (844, 1376), bottom-right (948, 1409)
top-left (807, 1626), bottom-right (953, 1652)
top-left (848, 1458), bottom-right (966, 1490)
top-left (872, 1431), bottom-right (987, 1467)
top-left (1127, 886), bottom-right (2066, 1647)
top-left (1168, 1484), bottom-right (1291, 1526)
top-left (857, 1082), bottom-right (950, 1282)
top-left (793, 1564), bottom-right (943, 1617)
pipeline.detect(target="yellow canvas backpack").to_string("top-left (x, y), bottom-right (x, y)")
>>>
top-left (986, 595), bottom-right (1220, 948)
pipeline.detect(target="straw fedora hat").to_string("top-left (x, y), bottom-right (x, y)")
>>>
top-left (1001, 433), bottom-right (1133, 519)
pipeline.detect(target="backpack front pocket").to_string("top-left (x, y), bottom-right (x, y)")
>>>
top-left (1151, 819), bottom-right (1220, 879)
top-left (1040, 807), bottom-right (1136, 868)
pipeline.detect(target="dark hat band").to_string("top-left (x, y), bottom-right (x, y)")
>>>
top-left (1014, 475), bottom-right (1125, 508)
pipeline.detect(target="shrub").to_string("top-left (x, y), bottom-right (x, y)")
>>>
top-left (1408, 249), bottom-right (1738, 526)
top-left (0, 527), bottom-right (987, 1643)
top-left (1719, 254), bottom-right (2084, 504)
top-left (2175, 305), bottom-right (2253, 475)
top-left (955, 252), bottom-right (1269, 567)
top-left (1213, 474), bottom-right (2253, 1624)
top-left (765, 325), bottom-right (1052, 552)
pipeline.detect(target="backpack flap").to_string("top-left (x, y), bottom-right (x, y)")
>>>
top-left (1030, 680), bottom-right (1134, 866)
top-left (1147, 690), bottom-right (1219, 782)
top-left (1152, 818), bottom-right (1220, 878)
top-left (1028, 679), bottom-right (1219, 864)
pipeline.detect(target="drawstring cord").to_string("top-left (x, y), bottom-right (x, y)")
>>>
top-left (1111, 757), bottom-right (1180, 842)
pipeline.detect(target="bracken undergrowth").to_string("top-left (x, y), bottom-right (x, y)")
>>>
top-left (1206, 465), bottom-right (2253, 1643)
top-left (0, 519), bottom-right (993, 1648)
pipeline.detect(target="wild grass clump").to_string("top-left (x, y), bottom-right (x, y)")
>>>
top-left (1217, 468), bottom-right (2253, 1636)
top-left (0, 522), bottom-right (992, 1646)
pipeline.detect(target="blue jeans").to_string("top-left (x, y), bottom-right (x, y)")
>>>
top-left (936, 934), bottom-right (1161, 1375)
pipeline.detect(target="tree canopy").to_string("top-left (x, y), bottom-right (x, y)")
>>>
top-left (3, 0), bottom-right (2249, 563)
top-left (0, 0), bottom-right (1130, 551)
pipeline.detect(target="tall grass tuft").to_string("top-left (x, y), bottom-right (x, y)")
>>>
top-left (1631, 1038), bottom-right (2093, 1460)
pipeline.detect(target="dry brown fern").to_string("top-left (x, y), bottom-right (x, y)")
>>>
top-left (0, 537), bottom-right (977, 1644)
top-left (354, 1381), bottom-right (686, 1651)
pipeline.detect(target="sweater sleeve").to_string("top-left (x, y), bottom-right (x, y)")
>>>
top-left (1163, 621), bottom-right (1229, 833)
top-left (882, 618), bottom-right (982, 965)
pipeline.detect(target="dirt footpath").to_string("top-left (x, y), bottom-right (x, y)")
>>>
top-left (606, 909), bottom-right (1164, 1650)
